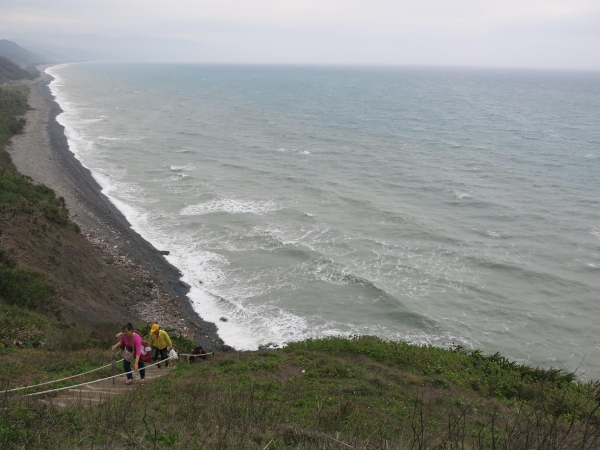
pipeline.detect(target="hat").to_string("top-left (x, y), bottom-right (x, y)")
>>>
top-left (150, 323), bottom-right (159, 333)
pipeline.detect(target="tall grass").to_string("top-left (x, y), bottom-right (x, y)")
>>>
top-left (1, 342), bottom-right (599, 449)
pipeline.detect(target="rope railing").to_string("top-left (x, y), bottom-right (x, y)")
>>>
top-left (6, 348), bottom-right (215, 397)
top-left (3, 359), bottom-right (124, 393)
top-left (23, 355), bottom-right (178, 397)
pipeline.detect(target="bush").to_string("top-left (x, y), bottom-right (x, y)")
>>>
top-left (0, 268), bottom-right (57, 311)
top-left (0, 249), bottom-right (58, 313)
top-left (0, 302), bottom-right (47, 347)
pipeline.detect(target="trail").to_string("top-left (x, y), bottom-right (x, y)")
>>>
top-left (43, 364), bottom-right (172, 409)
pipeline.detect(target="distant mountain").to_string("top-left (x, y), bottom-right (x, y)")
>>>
top-left (12, 38), bottom-right (112, 63)
top-left (0, 56), bottom-right (36, 84)
top-left (0, 39), bottom-right (47, 66)
top-left (6, 32), bottom-right (208, 63)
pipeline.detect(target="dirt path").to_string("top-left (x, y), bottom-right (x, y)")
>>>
top-left (46, 364), bottom-right (172, 409)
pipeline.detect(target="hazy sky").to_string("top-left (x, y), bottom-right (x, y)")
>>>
top-left (2, 0), bottom-right (600, 69)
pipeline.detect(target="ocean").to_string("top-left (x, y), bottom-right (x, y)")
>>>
top-left (46, 63), bottom-right (600, 378)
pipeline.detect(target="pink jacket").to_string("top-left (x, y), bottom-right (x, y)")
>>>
top-left (118, 332), bottom-right (143, 357)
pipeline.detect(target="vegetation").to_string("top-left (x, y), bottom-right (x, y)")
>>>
top-left (0, 86), bottom-right (72, 226)
top-left (0, 85), bottom-right (74, 225)
top-left (0, 85), bottom-right (84, 319)
top-left (0, 57), bottom-right (38, 85)
top-left (0, 249), bottom-right (58, 312)
top-left (1, 337), bottom-right (600, 449)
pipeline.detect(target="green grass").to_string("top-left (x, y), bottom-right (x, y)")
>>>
top-left (287, 336), bottom-right (582, 400)
top-left (0, 249), bottom-right (58, 313)
top-left (0, 85), bottom-right (28, 147)
top-left (0, 312), bottom-right (124, 396)
top-left (1, 337), bottom-right (599, 449)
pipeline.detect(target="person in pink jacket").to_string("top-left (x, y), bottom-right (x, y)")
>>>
top-left (111, 323), bottom-right (146, 385)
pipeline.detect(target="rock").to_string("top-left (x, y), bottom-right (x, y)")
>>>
top-left (179, 280), bottom-right (191, 289)
top-left (221, 344), bottom-right (235, 353)
top-left (258, 342), bottom-right (280, 351)
top-left (160, 250), bottom-right (170, 255)
top-left (219, 317), bottom-right (228, 322)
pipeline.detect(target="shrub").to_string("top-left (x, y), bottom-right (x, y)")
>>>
top-left (0, 249), bottom-right (58, 312)
top-left (0, 267), bottom-right (57, 311)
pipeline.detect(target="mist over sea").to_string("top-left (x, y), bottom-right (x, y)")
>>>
top-left (47, 63), bottom-right (600, 378)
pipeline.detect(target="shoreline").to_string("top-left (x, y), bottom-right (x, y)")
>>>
top-left (7, 68), bottom-right (228, 351)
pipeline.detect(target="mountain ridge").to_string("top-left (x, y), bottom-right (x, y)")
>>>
top-left (0, 39), bottom-right (47, 67)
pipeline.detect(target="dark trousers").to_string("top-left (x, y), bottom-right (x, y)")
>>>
top-left (152, 347), bottom-right (169, 366)
top-left (123, 360), bottom-right (145, 380)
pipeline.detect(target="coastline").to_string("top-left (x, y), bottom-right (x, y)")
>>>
top-left (7, 67), bottom-right (227, 351)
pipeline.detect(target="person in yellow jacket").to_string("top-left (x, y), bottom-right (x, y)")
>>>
top-left (148, 323), bottom-right (173, 368)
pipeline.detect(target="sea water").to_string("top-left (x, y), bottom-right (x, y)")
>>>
top-left (46, 63), bottom-right (600, 378)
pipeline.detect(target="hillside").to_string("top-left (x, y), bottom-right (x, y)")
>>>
top-left (2, 336), bottom-right (600, 449)
top-left (0, 39), bottom-right (46, 67)
top-left (0, 57), bottom-right (36, 85)
top-left (8, 38), bottom-right (100, 64)
top-left (0, 83), bottom-right (198, 339)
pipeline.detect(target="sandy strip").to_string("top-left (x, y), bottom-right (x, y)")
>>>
top-left (6, 70), bottom-right (226, 351)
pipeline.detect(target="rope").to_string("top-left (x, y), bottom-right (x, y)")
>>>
top-left (3, 359), bottom-right (124, 393)
top-left (23, 355), bottom-right (177, 397)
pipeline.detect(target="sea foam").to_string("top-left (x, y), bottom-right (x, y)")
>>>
top-left (180, 199), bottom-right (279, 215)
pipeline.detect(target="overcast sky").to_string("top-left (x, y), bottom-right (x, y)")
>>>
top-left (2, 0), bottom-right (600, 69)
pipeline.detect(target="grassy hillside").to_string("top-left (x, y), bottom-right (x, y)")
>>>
top-left (0, 57), bottom-right (37, 85)
top-left (1, 336), bottom-right (600, 449)
top-left (0, 85), bottom-right (65, 316)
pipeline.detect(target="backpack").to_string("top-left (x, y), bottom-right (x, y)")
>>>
top-left (138, 338), bottom-right (152, 363)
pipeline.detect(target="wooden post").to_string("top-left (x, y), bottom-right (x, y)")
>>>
top-left (112, 355), bottom-right (116, 385)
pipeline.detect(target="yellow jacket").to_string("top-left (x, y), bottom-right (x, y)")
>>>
top-left (148, 330), bottom-right (172, 350)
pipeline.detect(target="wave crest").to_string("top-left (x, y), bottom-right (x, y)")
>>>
top-left (180, 198), bottom-right (279, 215)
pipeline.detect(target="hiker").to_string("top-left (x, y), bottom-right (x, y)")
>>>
top-left (111, 323), bottom-right (146, 385)
top-left (189, 345), bottom-right (208, 364)
top-left (148, 323), bottom-right (173, 368)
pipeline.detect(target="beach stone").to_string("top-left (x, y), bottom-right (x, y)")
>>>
top-left (258, 342), bottom-right (279, 350)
